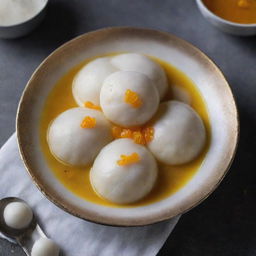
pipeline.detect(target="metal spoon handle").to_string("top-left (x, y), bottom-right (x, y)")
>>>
top-left (16, 245), bottom-right (30, 256)
top-left (17, 225), bottom-right (47, 256)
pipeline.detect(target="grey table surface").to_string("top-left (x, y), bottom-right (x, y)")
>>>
top-left (0, 0), bottom-right (255, 255)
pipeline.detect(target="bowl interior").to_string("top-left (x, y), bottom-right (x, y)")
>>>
top-left (17, 27), bottom-right (238, 226)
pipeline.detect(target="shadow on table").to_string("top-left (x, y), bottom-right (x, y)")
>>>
top-left (232, 35), bottom-right (256, 58)
top-left (27, 1), bottom-right (79, 50)
top-left (158, 103), bottom-right (256, 255)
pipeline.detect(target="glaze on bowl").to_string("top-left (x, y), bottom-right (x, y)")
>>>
top-left (17, 27), bottom-right (238, 226)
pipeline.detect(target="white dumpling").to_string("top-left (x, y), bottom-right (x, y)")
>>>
top-left (148, 101), bottom-right (206, 165)
top-left (48, 107), bottom-right (112, 166)
top-left (100, 71), bottom-right (159, 127)
top-left (111, 53), bottom-right (168, 99)
top-left (171, 85), bottom-right (192, 105)
top-left (4, 202), bottom-right (33, 229)
top-left (31, 238), bottom-right (59, 256)
top-left (90, 138), bottom-right (158, 204)
top-left (72, 57), bottom-right (117, 106)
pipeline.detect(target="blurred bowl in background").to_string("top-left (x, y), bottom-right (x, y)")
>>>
top-left (196, 0), bottom-right (256, 36)
top-left (0, 0), bottom-right (48, 39)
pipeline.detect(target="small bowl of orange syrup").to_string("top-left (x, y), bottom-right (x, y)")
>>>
top-left (196, 0), bottom-right (256, 36)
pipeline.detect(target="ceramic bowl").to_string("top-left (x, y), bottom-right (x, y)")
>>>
top-left (16, 27), bottom-right (239, 226)
top-left (0, 0), bottom-right (48, 39)
top-left (196, 0), bottom-right (256, 36)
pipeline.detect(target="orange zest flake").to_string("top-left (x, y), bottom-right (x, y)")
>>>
top-left (112, 126), bottom-right (133, 139)
top-left (112, 126), bottom-right (123, 138)
top-left (111, 125), bottom-right (154, 145)
top-left (142, 126), bottom-right (154, 143)
top-left (132, 131), bottom-right (146, 145)
top-left (120, 128), bottom-right (133, 138)
top-left (80, 116), bottom-right (96, 128)
top-left (84, 101), bottom-right (102, 111)
top-left (124, 89), bottom-right (142, 108)
top-left (117, 153), bottom-right (140, 166)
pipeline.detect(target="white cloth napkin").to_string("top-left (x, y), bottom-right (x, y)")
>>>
top-left (0, 133), bottom-right (180, 256)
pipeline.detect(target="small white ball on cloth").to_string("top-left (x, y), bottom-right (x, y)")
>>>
top-left (111, 53), bottom-right (168, 99)
top-left (72, 57), bottom-right (117, 106)
top-left (31, 238), bottom-right (60, 256)
top-left (3, 201), bottom-right (33, 229)
top-left (147, 101), bottom-right (206, 165)
top-left (100, 71), bottom-right (159, 127)
top-left (90, 138), bottom-right (158, 204)
top-left (47, 107), bottom-right (112, 166)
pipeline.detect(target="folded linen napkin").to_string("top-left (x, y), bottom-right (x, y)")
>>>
top-left (0, 133), bottom-right (179, 256)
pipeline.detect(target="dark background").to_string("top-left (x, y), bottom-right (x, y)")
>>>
top-left (0, 0), bottom-right (255, 255)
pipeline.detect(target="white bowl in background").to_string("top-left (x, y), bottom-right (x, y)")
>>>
top-left (196, 0), bottom-right (256, 36)
top-left (0, 0), bottom-right (48, 39)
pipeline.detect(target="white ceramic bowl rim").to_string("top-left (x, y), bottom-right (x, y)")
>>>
top-left (16, 27), bottom-right (239, 226)
top-left (196, 0), bottom-right (256, 27)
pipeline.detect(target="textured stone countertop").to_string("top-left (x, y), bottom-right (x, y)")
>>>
top-left (0, 0), bottom-right (255, 255)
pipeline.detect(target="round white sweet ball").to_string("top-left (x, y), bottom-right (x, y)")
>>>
top-left (4, 202), bottom-right (33, 229)
top-left (100, 71), bottom-right (159, 127)
top-left (148, 101), bottom-right (206, 165)
top-left (48, 107), bottom-right (112, 166)
top-left (31, 238), bottom-right (59, 256)
top-left (90, 138), bottom-right (158, 204)
top-left (111, 53), bottom-right (168, 99)
top-left (72, 57), bottom-right (117, 106)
